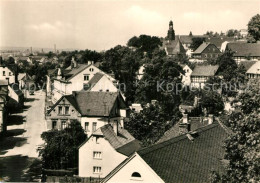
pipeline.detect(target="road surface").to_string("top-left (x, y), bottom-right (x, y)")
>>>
top-left (0, 90), bottom-right (46, 181)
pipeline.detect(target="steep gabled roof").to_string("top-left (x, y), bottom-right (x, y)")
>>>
top-left (239, 61), bottom-right (257, 71)
top-left (64, 64), bottom-right (91, 80)
top-left (226, 43), bottom-right (260, 57)
top-left (157, 118), bottom-right (210, 144)
top-left (100, 124), bottom-right (141, 155)
top-left (137, 123), bottom-right (228, 183)
top-left (191, 65), bottom-right (219, 77)
top-left (47, 95), bottom-right (80, 114)
top-left (193, 42), bottom-right (212, 54)
top-left (48, 91), bottom-right (127, 117)
top-left (80, 124), bottom-right (141, 157)
top-left (163, 38), bottom-right (186, 55)
top-left (83, 72), bottom-right (105, 90)
top-left (205, 37), bottom-right (236, 49)
top-left (75, 91), bottom-right (125, 116)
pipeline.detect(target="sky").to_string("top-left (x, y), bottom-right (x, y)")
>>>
top-left (0, 0), bottom-right (259, 51)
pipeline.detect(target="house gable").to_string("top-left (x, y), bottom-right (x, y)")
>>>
top-left (47, 95), bottom-right (81, 118)
top-left (102, 153), bottom-right (164, 183)
top-left (79, 134), bottom-right (127, 178)
top-left (201, 44), bottom-right (221, 54)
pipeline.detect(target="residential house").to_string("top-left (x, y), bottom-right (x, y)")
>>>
top-left (192, 42), bottom-right (221, 61)
top-left (101, 123), bottom-right (229, 183)
top-left (180, 64), bottom-right (192, 85)
top-left (178, 35), bottom-right (208, 50)
top-left (191, 65), bottom-right (219, 88)
top-left (225, 43), bottom-right (260, 64)
top-left (246, 61), bottom-right (260, 79)
top-left (83, 72), bottom-right (118, 92)
top-left (18, 73), bottom-right (32, 89)
top-left (239, 29), bottom-right (248, 38)
top-left (162, 21), bottom-right (186, 57)
top-left (0, 57), bottom-right (17, 84)
top-left (205, 37), bottom-right (235, 50)
top-left (51, 58), bottom-right (116, 103)
top-left (157, 113), bottom-right (214, 143)
top-left (78, 124), bottom-right (141, 178)
top-left (0, 80), bottom-right (9, 133)
top-left (129, 104), bottom-right (143, 113)
top-left (46, 91), bottom-right (127, 137)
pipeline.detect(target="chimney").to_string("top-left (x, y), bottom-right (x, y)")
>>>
top-left (73, 58), bottom-right (77, 68)
top-left (183, 114), bottom-right (188, 123)
top-left (57, 68), bottom-right (62, 80)
top-left (179, 114), bottom-right (190, 134)
top-left (88, 61), bottom-right (92, 65)
top-left (71, 57), bottom-right (76, 68)
top-left (113, 121), bottom-right (118, 135)
top-left (208, 114), bottom-right (214, 124)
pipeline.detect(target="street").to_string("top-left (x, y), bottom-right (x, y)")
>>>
top-left (0, 90), bottom-right (46, 181)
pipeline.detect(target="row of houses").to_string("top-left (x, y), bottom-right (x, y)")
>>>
top-left (43, 55), bottom-right (232, 182)
top-left (0, 57), bottom-right (26, 133)
top-left (163, 20), bottom-right (260, 63)
top-left (41, 20), bottom-right (258, 182)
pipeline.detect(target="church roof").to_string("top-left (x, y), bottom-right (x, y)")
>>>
top-left (163, 38), bottom-right (186, 55)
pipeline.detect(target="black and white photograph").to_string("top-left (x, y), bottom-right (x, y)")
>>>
top-left (0, 0), bottom-right (259, 182)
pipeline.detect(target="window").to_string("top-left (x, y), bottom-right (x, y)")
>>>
top-left (61, 121), bottom-right (67, 129)
top-left (65, 106), bottom-right (69, 115)
top-left (84, 75), bottom-right (89, 81)
top-left (85, 122), bottom-right (89, 131)
top-left (9, 72), bottom-right (12, 76)
top-left (131, 172), bottom-right (142, 181)
top-left (58, 106), bottom-right (63, 115)
top-left (93, 151), bottom-right (102, 159)
top-left (92, 122), bottom-right (97, 132)
top-left (89, 68), bottom-right (94, 72)
top-left (52, 121), bottom-right (57, 129)
top-left (3, 71), bottom-right (5, 76)
top-left (93, 166), bottom-right (101, 174)
top-left (131, 172), bottom-right (141, 178)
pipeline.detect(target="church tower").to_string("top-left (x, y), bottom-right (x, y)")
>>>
top-left (167, 20), bottom-right (175, 40)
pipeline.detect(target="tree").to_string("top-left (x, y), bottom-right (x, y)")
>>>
top-left (247, 14), bottom-right (260, 43)
top-left (100, 45), bottom-right (142, 102)
top-left (127, 35), bottom-right (162, 56)
top-left (190, 37), bottom-right (206, 51)
top-left (38, 121), bottom-right (87, 169)
top-left (135, 54), bottom-right (183, 117)
top-left (7, 57), bottom-right (15, 64)
top-left (205, 31), bottom-right (214, 37)
top-left (189, 31), bottom-right (193, 36)
top-left (125, 104), bottom-right (177, 147)
top-left (210, 83), bottom-right (260, 183)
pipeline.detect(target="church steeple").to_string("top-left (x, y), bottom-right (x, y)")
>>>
top-left (167, 20), bottom-right (175, 40)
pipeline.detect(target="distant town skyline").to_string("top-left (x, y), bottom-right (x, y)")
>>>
top-left (0, 0), bottom-right (259, 51)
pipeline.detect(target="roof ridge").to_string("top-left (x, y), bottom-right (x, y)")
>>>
top-left (138, 123), bottom-right (220, 155)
